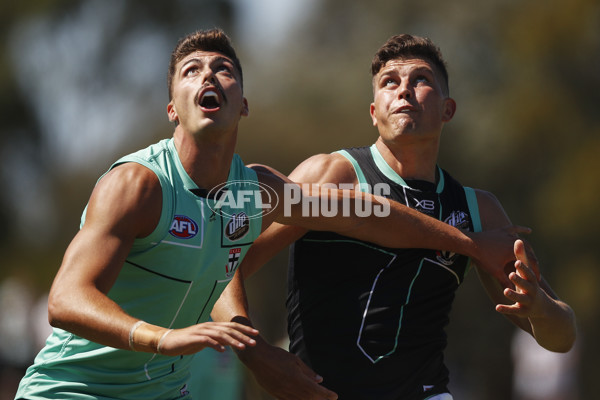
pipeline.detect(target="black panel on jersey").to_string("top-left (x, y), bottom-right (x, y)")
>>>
top-left (286, 146), bottom-right (475, 400)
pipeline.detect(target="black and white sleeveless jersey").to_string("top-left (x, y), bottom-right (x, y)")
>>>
top-left (287, 144), bottom-right (482, 400)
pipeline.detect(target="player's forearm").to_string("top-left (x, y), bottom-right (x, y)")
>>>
top-left (283, 190), bottom-right (473, 254)
top-left (529, 296), bottom-right (577, 353)
top-left (211, 270), bottom-right (251, 324)
top-left (341, 196), bottom-right (475, 254)
top-left (48, 285), bottom-right (169, 352)
top-left (212, 281), bottom-right (266, 368)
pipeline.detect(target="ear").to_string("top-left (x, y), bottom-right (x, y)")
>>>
top-left (369, 103), bottom-right (378, 127)
top-left (240, 97), bottom-right (249, 117)
top-left (167, 101), bottom-right (178, 123)
top-left (442, 98), bottom-right (456, 122)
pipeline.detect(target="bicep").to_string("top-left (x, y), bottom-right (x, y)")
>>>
top-left (245, 154), bottom-right (356, 275)
top-left (259, 153), bottom-right (358, 228)
top-left (477, 189), bottom-right (512, 231)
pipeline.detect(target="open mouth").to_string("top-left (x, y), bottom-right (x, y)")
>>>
top-left (395, 105), bottom-right (416, 113)
top-left (199, 90), bottom-right (221, 111)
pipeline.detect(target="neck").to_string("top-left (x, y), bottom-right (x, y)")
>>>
top-left (173, 125), bottom-right (237, 190)
top-left (375, 137), bottom-right (439, 183)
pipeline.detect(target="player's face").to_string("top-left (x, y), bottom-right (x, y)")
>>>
top-left (370, 58), bottom-right (455, 144)
top-left (167, 51), bottom-right (248, 136)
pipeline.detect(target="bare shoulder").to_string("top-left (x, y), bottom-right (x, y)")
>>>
top-left (248, 152), bottom-right (355, 186)
top-left (289, 152), bottom-right (356, 184)
top-left (474, 188), bottom-right (501, 208)
top-left (247, 163), bottom-right (289, 181)
top-left (474, 189), bottom-right (511, 230)
top-left (248, 153), bottom-right (356, 232)
top-left (87, 162), bottom-right (162, 238)
top-left (94, 162), bottom-right (161, 204)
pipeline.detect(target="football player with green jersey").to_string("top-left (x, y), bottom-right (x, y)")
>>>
top-left (16, 29), bottom-right (530, 400)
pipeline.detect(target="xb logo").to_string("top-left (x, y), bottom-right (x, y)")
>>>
top-left (414, 199), bottom-right (435, 211)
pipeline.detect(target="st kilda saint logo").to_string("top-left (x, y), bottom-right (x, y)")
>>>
top-left (226, 248), bottom-right (242, 277)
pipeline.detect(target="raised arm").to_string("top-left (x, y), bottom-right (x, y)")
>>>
top-left (474, 189), bottom-right (576, 352)
top-left (48, 163), bottom-right (257, 356)
top-left (212, 154), bottom-right (529, 400)
top-left (259, 154), bottom-right (527, 286)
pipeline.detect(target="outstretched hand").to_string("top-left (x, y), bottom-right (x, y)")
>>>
top-left (496, 239), bottom-right (545, 318)
top-left (469, 225), bottom-right (533, 287)
top-left (157, 321), bottom-right (259, 356)
top-left (239, 338), bottom-right (338, 400)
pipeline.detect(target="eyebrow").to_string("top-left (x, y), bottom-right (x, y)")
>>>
top-left (181, 55), bottom-right (234, 70)
top-left (411, 66), bottom-right (435, 75)
top-left (380, 65), bottom-right (434, 76)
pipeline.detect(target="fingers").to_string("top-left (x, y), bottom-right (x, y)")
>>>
top-left (164, 322), bottom-right (259, 355)
top-left (294, 360), bottom-right (337, 399)
top-left (495, 302), bottom-right (524, 315)
top-left (513, 239), bottom-right (528, 266)
top-left (249, 345), bottom-right (338, 400)
top-left (201, 337), bottom-right (228, 353)
top-left (298, 376), bottom-right (338, 400)
top-left (514, 239), bottom-right (541, 281)
top-left (495, 286), bottom-right (530, 316)
top-left (203, 322), bottom-right (259, 350)
top-left (296, 357), bottom-right (324, 383)
top-left (513, 239), bottom-right (540, 280)
top-left (514, 259), bottom-right (537, 286)
top-left (496, 259), bottom-right (541, 316)
top-left (294, 374), bottom-right (338, 400)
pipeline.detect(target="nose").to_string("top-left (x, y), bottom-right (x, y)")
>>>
top-left (201, 67), bottom-right (217, 86)
top-left (398, 82), bottom-right (412, 99)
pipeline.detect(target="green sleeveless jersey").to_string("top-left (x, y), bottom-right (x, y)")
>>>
top-left (16, 138), bottom-right (262, 399)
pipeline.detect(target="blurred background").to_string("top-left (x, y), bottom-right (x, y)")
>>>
top-left (0, 0), bottom-right (597, 399)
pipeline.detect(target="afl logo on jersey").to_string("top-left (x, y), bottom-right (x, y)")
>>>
top-left (169, 215), bottom-right (198, 239)
top-left (225, 212), bottom-right (249, 241)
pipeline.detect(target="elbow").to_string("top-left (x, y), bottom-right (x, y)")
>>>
top-left (47, 293), bottom-right (61, 328)
top-left (548, 336), bottom-right (576, 353)
top-left (556, 309), bottom-right (578, 353)
top-left (541, 317), bottom-right (578, 353)
top-left (554, 326), bottom-right (577, 353)
top-left (47, 289), bottom-right (70, 329)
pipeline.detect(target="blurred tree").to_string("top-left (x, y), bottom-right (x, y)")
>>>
top-left (0, 0), bottom-right (236, 286)
top-left (240, 0), bottom-right (599, 398)
top-left (1, 0), bottom-right (597, 398)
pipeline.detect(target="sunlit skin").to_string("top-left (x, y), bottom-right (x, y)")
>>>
top-left (370, 58), bottom-right (456, 182)
top-left (166, 51), bottom-right (250, 190)
top-left (167, 51), bottom-right (248, 137)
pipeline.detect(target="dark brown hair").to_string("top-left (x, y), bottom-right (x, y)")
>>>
top-left (371, 34), bottom-right (449, 96)
top-left (167, 28), bottom-right (243, 100)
